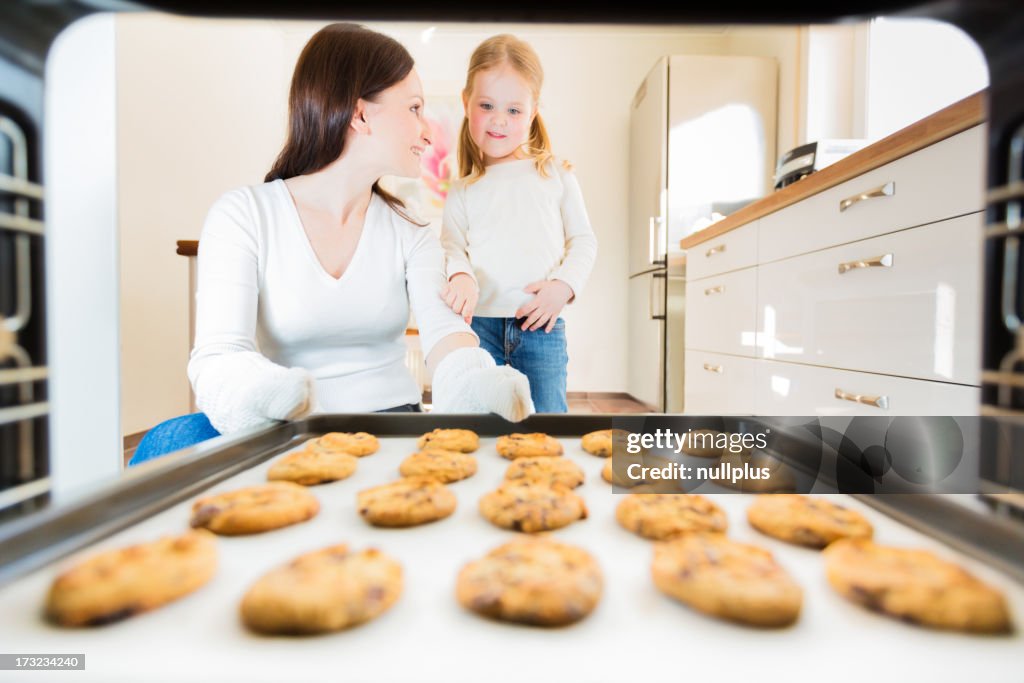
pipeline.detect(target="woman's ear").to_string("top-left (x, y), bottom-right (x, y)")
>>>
top-left (351, 99), bottom-right (371, 135)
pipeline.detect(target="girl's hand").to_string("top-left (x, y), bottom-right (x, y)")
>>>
top-left (515, 279), bottom-right (574, 332)
top-left (441, 273), bottom-right (479, 324)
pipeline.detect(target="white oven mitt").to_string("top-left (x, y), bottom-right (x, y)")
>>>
top-left (430, 347), bottom-right (535, 422)
top-left (191, 352), bottom-right (314, 435)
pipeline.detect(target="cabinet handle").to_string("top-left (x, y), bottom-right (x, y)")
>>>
top-left (703, 363), bottom-right (723, 374)
top-left (839, 181), bottom-right (894, 212)
top-left (837, 253), bottom-right (894, 274)
top-left (704, 285), bottom-right (724, 296)
top-left (834, 388), bottom-right (889, 410)
top-left (705, 243), bottom-right (726, 257)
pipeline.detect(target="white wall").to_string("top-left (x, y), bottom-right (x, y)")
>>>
top-left (115, 15), bottom-right (805, 433)
top-left (802, 23), bottom-right (868, 142)
top-left (866, 17), bottom-right (988, 140)
top-left (723, 26), bottom-right (802, 164)
top-left (116, 15), bottom-right (292, 435)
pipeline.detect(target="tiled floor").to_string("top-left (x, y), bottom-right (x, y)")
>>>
top-left (567, 392), bottom-right (654, 414)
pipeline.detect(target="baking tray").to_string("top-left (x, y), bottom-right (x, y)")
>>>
top-left (0, 414), bottom-right (1021, 683)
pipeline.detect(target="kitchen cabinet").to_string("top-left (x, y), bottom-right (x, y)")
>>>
top-left (680, 93), bottom-right (985, 416)
top-left (686, 220), bottom-right (759, 281)
top-left (758, 125), bottom-right (985, 264)
top-left (757, 212), bottom-right (982, 385)
top-left (685, 266), bottom-right (758, 358)
top-left (755, 358), bottom-right (980, 416)
top-left (684, 350), bottom-right (758, 414)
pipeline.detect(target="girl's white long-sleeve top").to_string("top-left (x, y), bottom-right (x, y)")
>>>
top-left (187, 179), bottom-right (474, 429)
top-left (440, 158), bottom-right (598, 317)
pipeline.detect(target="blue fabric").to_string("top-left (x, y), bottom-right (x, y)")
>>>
top-left (128, 412), bottom-right (220, 466)
top-left (127, 403), bottom-right (422, 467)
top-left (470, 316), bottom-right (568, 413)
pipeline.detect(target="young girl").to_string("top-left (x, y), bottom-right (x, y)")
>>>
top-left (440, 34), bottom-right (598, 413)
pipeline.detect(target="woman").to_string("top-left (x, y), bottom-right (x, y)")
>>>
top-left (130, 23), bottom-right (533, 465)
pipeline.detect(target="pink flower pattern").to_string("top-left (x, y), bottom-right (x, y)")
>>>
top-left (420, 113), bottom-right (457, 209)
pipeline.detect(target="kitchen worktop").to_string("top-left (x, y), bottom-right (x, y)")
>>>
top-left (679, 90), bottom-right (986, 250)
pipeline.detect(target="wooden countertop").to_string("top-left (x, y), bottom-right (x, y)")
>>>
top-left (679, 90), bottom-right (987, 250)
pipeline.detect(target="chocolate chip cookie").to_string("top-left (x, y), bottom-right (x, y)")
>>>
top-left (267, 449), bottom-right (358, 486)
top-left (399, 449), bottom-right (478, 483)
top-left (479, 480), bottom-right (587, 533)
top-left (457, 537), bottom-right (603, 626)
top-left (505, 456), bottom-right (584, 489)
top-left (417, 428), bottom-right (479, 453)
top-left (241, 544), bottom-right (402, 634)
top-left (616, 493), bottom-right (728, 541)
top-left (496, 433), bottom-right (563, 460)
top-left (313, 432), bottom-right (380, 457)
top-left (580, 429), bottom-right (631, 458)
top-left (824, 538), bottom-right (1012, 633)
top-left (747, 494), bottom-right (872, 548)
top-left (45, 530), bottom-right (217, 627)
top-left (357, 477), bottom-right (457, 527)
top-left (189, 482), bottom-right (319, 535)
top-left (652, 533), bottom-right (802, 627)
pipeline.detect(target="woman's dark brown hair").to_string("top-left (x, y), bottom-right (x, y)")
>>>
top-left (266, 23), bottom-right (422, 223)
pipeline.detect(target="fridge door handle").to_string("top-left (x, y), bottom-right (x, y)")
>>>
top-left (649, 271), bottom-right (667, 320)
top-left (648, 216), bottom-right (666, 267)
top-left (648, 217), bottom-right (655, 266)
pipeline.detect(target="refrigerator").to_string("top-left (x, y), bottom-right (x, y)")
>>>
top-left (627, 55), bottom-right (777, 412)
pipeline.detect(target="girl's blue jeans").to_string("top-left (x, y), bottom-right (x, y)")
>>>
top-left (470, 316), bottom-right (568, 414)
top-left (128, 403), bottom-right (420, 467)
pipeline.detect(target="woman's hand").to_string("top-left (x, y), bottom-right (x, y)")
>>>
top-left (430, 346), bottom-right (535, 422)
top-left (193, 356), bottom-right (314, 435)
top-left (515, 279), bottom-right (574, 332)
top-left (441, 273), bottom-right (479, 324)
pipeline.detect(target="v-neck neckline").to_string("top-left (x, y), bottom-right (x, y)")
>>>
top-left (278, 178), bottom-right (374, 285)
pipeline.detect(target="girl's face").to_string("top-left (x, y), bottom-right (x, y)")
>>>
top-left (363, 69), bottom-right (432, 178)
top-left (464, 64), bottom-right (536, 166)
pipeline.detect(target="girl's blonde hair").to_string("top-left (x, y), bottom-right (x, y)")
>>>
top-left (458, 34), bottom-right (558, 183)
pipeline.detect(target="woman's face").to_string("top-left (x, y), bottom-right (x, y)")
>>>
top-left (365, 69), bottom-right (432, 178)
top-left (464, 63), bottom-right (536, 165)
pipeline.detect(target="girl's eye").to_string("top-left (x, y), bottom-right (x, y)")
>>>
top-left (411, 105), bottom-right (421, 114)
top-left (480, 103), bottom-right (493, 111)
top-left (509, 108), bottom-right (521, 115)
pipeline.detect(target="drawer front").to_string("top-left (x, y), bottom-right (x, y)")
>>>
top-left (686, 221), bottom-right (758, 280)
top-left (755, 359), bottom-right (980, 416)
top-left (756, 213), bottom-right (982, 385)
top-left (759, 125), bottom-right (985, 264)
top-left (684, 350), bottom-right (757, 415)
top-left (685, 267), bottom-right (758, 357)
